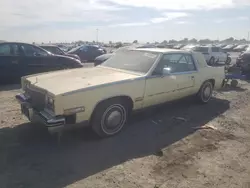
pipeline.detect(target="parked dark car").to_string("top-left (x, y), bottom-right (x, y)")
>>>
top-left (39, 45), bottom-right (81, 60)
top-left (0, 42), bottom-right (83, 83)
top-left (236, 51), bottom-right (250, 74)
top-left (67, 44), bottom-right (106, 62)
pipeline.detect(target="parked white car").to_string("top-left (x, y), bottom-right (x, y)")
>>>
top-left (192, 46), bottom-right (228, 65)
top-left (16, 48), bottom-right (225, 137)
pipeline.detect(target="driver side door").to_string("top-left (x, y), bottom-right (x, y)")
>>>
top-left (143, 54), bottom-right (179, 108)
top-left (143, 53), bottom-right (197, 108)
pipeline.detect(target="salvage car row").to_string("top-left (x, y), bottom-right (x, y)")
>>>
top-left (0, 42), bottom-right (106, 83)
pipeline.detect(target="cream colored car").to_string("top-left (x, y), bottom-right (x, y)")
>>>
top-left (16, 48), bottom-right (225, 137)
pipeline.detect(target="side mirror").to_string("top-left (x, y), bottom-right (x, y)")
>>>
top-left (162, 67), bottom-right (171, 75)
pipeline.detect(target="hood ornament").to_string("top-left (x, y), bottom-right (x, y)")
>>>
top-left (33, 77), bottom-right (38, 85)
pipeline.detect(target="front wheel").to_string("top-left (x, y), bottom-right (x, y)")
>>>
top-left (197, 81), bottom-right (213, 104)
top-left (91, 99), bottom-right (129, 137)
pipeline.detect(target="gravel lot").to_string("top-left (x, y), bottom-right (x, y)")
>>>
top-left (1, 79), bottom-right (250, 188)
top-left (1, 53), bottom-right (250, 188)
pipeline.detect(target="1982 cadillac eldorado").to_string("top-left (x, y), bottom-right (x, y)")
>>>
top-left (16, 48), bottom-right (225, 137)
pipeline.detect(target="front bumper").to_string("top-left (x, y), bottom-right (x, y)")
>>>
top-left (16, 93), bottom-right (66, 134)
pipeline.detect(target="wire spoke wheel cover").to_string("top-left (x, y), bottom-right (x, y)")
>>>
top-left (101, 104), bottom-right (127, 135)
top-left (201, 83), bottom-right (212, 102)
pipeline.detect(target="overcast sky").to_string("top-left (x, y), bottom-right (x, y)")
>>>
top-left (0, 0), bottom-right (250, 43)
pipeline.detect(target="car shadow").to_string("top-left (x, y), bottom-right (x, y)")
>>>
top-left (0, 84), bottom-right (21, 92)
top-left (218, 84), bottom-right (247, 92)
top-left (0, 97), bottom-right (230, 188)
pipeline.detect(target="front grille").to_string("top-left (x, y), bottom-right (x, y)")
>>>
top-left (25, 87), bottom-right (46, 111)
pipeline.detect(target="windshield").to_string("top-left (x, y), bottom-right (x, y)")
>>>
top-left (68, 46), bottom-right (81, 53)
top-left (40, 46), bottom-right (62, 54)
top-left (193, 47), bottom-right (209, 53)
top-left (102, 50), bottom-right (159, 74)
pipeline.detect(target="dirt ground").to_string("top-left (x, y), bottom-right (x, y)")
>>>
top-left (1, 81), bottom-right (250, 188)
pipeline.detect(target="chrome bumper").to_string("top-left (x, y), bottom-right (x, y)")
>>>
top-left (15, 93), bottom-right (65, 134)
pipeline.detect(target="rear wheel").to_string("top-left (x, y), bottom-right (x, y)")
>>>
top-left (91, 99), bottom-right (129, 137)
top-left (209, 57), bottom-right (215, 66)
top-left (226, 57), bottom-right (231, 65)
top-left (197, 81), bottom-right (213, 104)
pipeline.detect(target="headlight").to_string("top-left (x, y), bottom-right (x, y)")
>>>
top-left (46, 95), bottom-right (54, 110)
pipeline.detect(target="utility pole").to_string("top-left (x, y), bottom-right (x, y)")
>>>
top-left (96, 28), bottom-right (99, 43)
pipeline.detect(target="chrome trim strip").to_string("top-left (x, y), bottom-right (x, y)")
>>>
top-left (146, 71), bottom-right (198, 79)
top-left (135, 97), bottom-right (144, 102)
top-left (147, 90), bottom-right (174, 97)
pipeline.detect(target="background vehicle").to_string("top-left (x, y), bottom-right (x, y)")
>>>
top-left (233, 44), bottom-right (249, 52)
top-left (94, 53), bottom-right (113, 66)
top-left (173, 44), bottom-right (185, 49)
top-left (39, 45), bottom-right (80, 60)
top-left (236, 51), bottom-right (250, 74)
top-left (192, 46), bottom-right (228, 65)
top-left (222, 44), bottom-right (237, 52)
top-left (0, 42), bottom-right (83, 83)
top-left (67, 44), bottom-right (106, 62)
top-left (17, 49), bottom-right (225, 137)
top-left (181, 44), bottom-right (197, 50)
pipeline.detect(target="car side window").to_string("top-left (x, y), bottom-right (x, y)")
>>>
top-left (211, 47), bottom-right (219, 52)
top-left (153, 53), bottom-right (196, 75)
top-left (0, 44), bottom-right (20, 56)
top-left (53, 47), bottom-right (63, 55)
top-left (0, 44), bottom-right (11, 56)
top-left (20, 44), bottom-right (48, 56)
top-left (79, 46), bottom-right (88, 52)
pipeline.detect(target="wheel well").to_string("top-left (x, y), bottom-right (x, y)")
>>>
top-left (206, 79), bottom-right (215, 88)
top-left (90, 96), bottom-right (134, 123)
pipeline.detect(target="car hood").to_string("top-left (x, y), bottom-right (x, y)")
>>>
top-left (25, 66), bottom-right (143, 96)
top-left (65, 53), bottom-right (80, 59)
top-left (52, 54), bottom-right (77, 60)
top-left (95, 53), bottom-right (113, 61)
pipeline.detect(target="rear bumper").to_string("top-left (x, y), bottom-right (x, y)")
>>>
top-left (16, 93), bottom-right (66, 134)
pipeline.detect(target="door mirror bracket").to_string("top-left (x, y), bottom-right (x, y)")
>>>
top-left (162, 67), bottom-right (171, 76)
